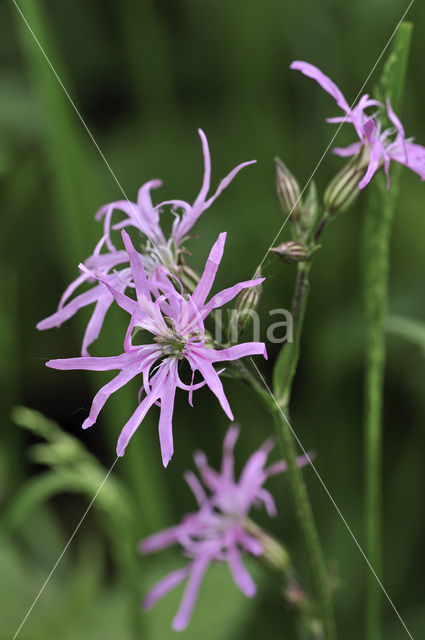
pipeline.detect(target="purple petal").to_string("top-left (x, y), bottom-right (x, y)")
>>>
top-left (158, 365), bottom-right (178, 467)
top-left (386, 98), bottom-right (405, 140)
top-left (333, 142), bottom-right (362, 157)
top-left (57, 270), bottom-right (92, 309)
top-left (172, 558), bottom-right (210, 631)
top-left (116, 361), bottom-right (170, 456)
top-left (121, 230), bottom-right (151, 301)
top-left (184, 470), bottom-right (208, 506)
top-left (238, 531), bottom-right (263, 556)
top-left (79, 264), bottom-right (137, 316)
top-left (143, 567), bottom-right (189, 610)
top-left (255, 488), bottom-right (277, 517)
top-left (227, 546), bottom-right (256, 597)
top-left (290, 61), bottom-right (350, 114)
top-left (140, 524), bottom-right (187, 554)
top-left (191, 233), bottom-right (226, 308)
top-left (363, 118), bottom-right (376, 143)
top-left (240, 438), bottom-right (275, 487)
top-left (82, 365), bottom-right (141, 430)
top-left (37, 284), bottom-right (106, 331)
top-left (205, 342), bottom-right (267, 363)
top-left (188, 353), bottom-right (234, 420)
top-left (193, 450), bottom-right (222, 493)
top-left (358, 141), bottom-right (384, 189)
top-left (193, 128), bottom-right (211, 207)
top-left (46, 351), bottom-right (140, 372)
top-left (389, 140), bottom-right (425, 180)
top-left (221, 424), bottom-right (240, 480)
top-left (204, 160), bottom-right (257, 209)
top-left (81, 291), bottom-right (115, 356)
top-left (201, 277), bottom-right (264, 318)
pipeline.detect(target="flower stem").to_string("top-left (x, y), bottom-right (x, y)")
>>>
top-left (272, 405), bottom-right (335, 640)
top-left (272, 260), bottom-right (336, 639)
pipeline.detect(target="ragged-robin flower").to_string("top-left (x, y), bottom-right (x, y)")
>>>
top-left (45, 231), bottom-right (266, 466)
top-left (37, 130), bottom-right (255, 355)
top-left (291, 60), bottom-right (425, 189)
top-left (140, 424), bottom-right (312, 630)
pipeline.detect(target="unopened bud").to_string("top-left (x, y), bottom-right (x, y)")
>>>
top-left (324, 147), bottom-right (369, 214)
top-left (230, 271), bottom-right (262, 338)
top-left (275, 157), bottom-right (302, 220)
top-left (271, 241), bottom-right (308, 264)
top-left (178, 263), bottom-right (200, 293)
top-left (244, 519), bottom-right (290, 572)
top-left (300, 181), bottom-right (319, 231)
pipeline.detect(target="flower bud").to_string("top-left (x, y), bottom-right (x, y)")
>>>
top-left (271, 241), bottom-right (308, 264)
top-left (244, 519), bottom-right (290, 572)
top-left (229, 271), bottom-right (262, 339)
top-left (324, 147), bottom-right (369, 214)
top-left (275, 157), bottom-right (302, 220)
top-left (177, 263), bottom-right (200, 293)
top-left (299, 181), bottom-right (319, 232)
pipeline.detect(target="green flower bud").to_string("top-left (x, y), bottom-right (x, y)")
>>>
top-left (275, 157), bottom-right (302, 220)
top-left (229, 271), bottom-right (262, 339)
top-left (271, 241), bottom-right (308, 263)
top-left (177, 263), bottom-right (200, 293)
top-left (324, 147), bottom-right (369, 214)
top-left (300, 180), bottom-right (319, 232)
top-left (244, 518), bottom-right (291, 572)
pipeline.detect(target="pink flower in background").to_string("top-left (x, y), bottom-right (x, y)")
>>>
top-left (140, 425), bottom-right (312, 630)
top-left (46, 231), bottom-right (266, 466)
top-left (291, 60), bottom-right (425, 188)
top-left (37, 130), bottom-right (255, 354)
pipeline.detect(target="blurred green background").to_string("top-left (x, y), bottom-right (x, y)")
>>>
top-left (1, 0), bottom-right (424, 638)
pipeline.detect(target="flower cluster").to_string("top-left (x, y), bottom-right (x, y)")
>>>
top-left (46, 231), bottom-right (266, 465)
top-left (140, 425), bottom-right (311, 630)
top-left (37, 130), bottom-right (255, 356)
top-left (40, 132), bottom-right (265, 465)
top-left (291, 60), bottom-right (425, 189)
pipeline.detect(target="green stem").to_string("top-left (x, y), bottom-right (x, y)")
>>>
top-left (276, 261), bottom-right (336, 639)
top-left (361, 22), bottom-right (412, 640)
top-left (273, 262), bottom-right (311, 407)
top-left (253, 259), bottom-right (336, 639)
top-left (272, 405), bottom-right (334, 640)
top-left (362, 180), bottom-right (394, 640)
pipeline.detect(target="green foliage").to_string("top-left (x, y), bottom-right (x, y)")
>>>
top-left (386, 315), bottom-right (425, 356)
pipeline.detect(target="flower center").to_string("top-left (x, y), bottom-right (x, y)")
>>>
top-left (154, 329), bottom-right (187, 358)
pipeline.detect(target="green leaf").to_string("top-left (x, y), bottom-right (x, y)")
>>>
top-left (386, 315), bottom-right (425, 356)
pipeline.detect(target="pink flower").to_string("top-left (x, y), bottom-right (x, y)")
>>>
top-left (97, 129), bottom-right (256, 252)
top-left (37, 130), bottom-right (255, 355)
top-left (290, 60), bottom-right (425, 189)
top-left (46, 231), bottom-right (266, 466)
top-left (36, 236), bottom-right (130, 356)
top-left (140, 425), bottom-right (311, 630)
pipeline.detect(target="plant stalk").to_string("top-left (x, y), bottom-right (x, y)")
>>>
top-left (243, 258), bottom-right (336, 639)
top-left (362, 22), bottom-right (412, 640)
